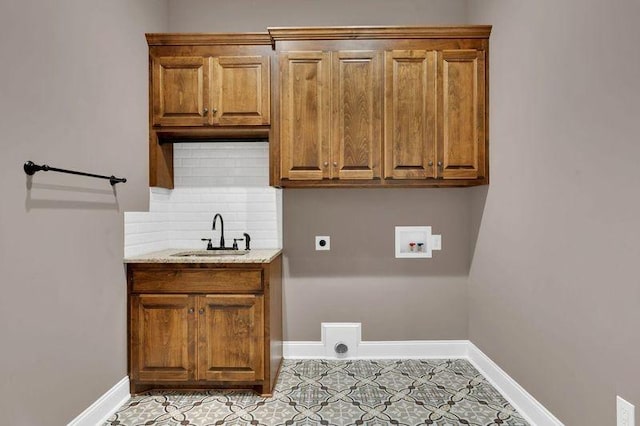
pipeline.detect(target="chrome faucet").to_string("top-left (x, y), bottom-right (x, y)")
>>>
top-left (212, 213), bottom-right (225, 249)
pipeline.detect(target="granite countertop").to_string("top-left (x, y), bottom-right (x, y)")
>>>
top-left (124, 248), bottom-right (282, 264)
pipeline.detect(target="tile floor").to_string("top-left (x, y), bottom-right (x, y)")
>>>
top-left (106, 359), bottom-right (529, 425)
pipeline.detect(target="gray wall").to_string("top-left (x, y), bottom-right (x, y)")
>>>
top-left (0, 1), bottom-right (168, 425)
top-left (467, 0), bottom-right (640, 424)
top-left (284, 189), bottom-right (470, 341)
top-left (168, 0), bottom-right (468, 31)
top-left (168, 0), bottom-right (472, 341)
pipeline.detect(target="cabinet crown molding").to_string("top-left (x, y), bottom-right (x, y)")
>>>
top-left (146, 33), bottom-right (272, 46)
top-left (267, 25), bottom-right (492, 41)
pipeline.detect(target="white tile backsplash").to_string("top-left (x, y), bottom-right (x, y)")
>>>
top-left (174, 142), bottom-right (269, 187)
top-left (125, 142), bottom-right (281, 256)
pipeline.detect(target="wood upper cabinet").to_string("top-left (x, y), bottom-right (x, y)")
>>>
top-left (270, 26), bottom-right (491, 187)
top-left (197, 294), bottom-right (264, 382)
top-left (384, 50), bottom-right (436, 180)
top-left (147, 34), bottom-right (273, 188)
top-left (279, 50), bottom-right (382, 181)
top-left (152, 55), bottom-right (270, 127)
top-left (438, 50), bottom-right (486, 179)
top-left (279, 51), bottom-right (331, 180)
top-left (333, 51), bottom-right (382, 180)
top-left (212, 56), bottom-right (270, 126)
top-left (127, 256), bottom-right (283, 396)
top-left (152, 56), bottom-right (209, 127)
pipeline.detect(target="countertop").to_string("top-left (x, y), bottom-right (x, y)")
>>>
top-left (124, 248), bottom-right (282, 264)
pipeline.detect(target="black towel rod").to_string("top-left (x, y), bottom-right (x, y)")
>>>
top-left (23, 161), bottom-right (127, 186)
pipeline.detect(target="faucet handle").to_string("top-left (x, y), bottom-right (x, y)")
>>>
top-left (243, 233), bottom-right (251, 251)
top-left (232, 238), bottom-right (244, 250)
top-left (201, 238), bottom-right (213, 250)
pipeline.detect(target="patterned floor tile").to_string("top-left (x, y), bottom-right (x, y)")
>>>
top-left (105, 359), bottom-right (529, 426)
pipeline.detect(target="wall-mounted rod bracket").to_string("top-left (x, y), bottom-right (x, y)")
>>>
top-left (23, 161), bottom-right (127, 186)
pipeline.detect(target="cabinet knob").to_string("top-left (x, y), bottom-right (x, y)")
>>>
top-left (203, 108), bottom-right (208, 114)
top-left (437, 161), bottom-right (443, 167)
top-left (333, 162), bottom-right (338, 167)
top-left (323, 162), bottom-right (329, 167)
top-left (188, 308), bottom-right (194, 314)
top-left (199, 308), bottom-right (205, 315)
top-left (428, 161), bottom-right (433, 167)
top-left (212, 108), bottom-right (217, 114)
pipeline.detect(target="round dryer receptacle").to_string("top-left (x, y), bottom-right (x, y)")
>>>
top-left (334, 342), bottom-right (348, 354)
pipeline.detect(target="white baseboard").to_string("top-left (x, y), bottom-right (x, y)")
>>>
top-left (467, 343), bottom-right (564, 426)
top-left (284, 339), bottom-right (563, 426)
top-left (358, 340), bottom-right (468, 359)
top-left (283, 341), bottom-right (325, 358)
top-left (67, 376), bottom-right (130, 426)
top-left (282, 340), bottom-right (468, 359)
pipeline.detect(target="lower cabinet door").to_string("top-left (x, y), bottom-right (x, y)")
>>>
top-left (197, 294), bottom-right (264, 382)
top-left (131, 295), bottom-right (196, 382)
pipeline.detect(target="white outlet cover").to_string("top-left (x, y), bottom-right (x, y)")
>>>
top-left (315, 236), bottom-right (330, 251)
top-left (431, 234), bottom-right (442, 251)
top-left (617, 396), bottom-right (635, 426)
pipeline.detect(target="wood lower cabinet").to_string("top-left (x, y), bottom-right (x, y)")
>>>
top-left (127, 256), bottom-right (282, 395)
top-left (270, 26), bottom-right (491, 188)
top-left (131, 295), bottom-right (195, 382)
top-left (197, 294), bottom-right (264, 382)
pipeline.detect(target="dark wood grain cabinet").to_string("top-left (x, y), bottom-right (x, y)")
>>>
top-left (270, 26), bottom-right (491, 188)
top-left (127, 256), bottom-right (282, 396)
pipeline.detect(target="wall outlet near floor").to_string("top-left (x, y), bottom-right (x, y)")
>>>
top-left (617, 396), bottom-right (635, 426)
top-left (315, 236), bottom-right (330, 251)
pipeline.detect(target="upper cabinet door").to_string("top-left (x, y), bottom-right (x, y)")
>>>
top-left (384, 50), bottom-right (437, 180)
top-left (131, 295), bottom-right (196, 382)
top-left (438, 50), bottom-right (486, 179)
top-left (280, 51), bottom-right (331, 180)
top-left (152, 56), bottom-right (210, 127)
top-left (197, 294), bottom-right (264, 382)
top-left (212, 56), bottom-right (270, 126)
top-left (332, 51), bottom-right (382, 180)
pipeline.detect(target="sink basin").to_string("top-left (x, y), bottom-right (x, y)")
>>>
top-left (171, 250), bottom-right (249, 257)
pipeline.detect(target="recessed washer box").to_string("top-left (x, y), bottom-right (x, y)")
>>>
top-left (395, 226), bottom-right (441, 258)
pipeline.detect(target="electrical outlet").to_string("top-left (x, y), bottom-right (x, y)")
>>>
top-left (315, 236), bottom-right (330, 251)
top-left (617, 396), bottom-right (635, 426)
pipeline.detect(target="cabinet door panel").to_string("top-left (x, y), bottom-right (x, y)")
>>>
top-left (280, 52), bottom-right (331, 180)
top-left (384, 51), bottom-right (437, 179)
top-left (197, 295), bottom-right (264, 382)
top-left (212, 56), bottom-right (270, 126)
top-left (131, 295), bottom-right (195, 382)
top-left (438, 50), bottom-right (486, 179)
top-left (332, 51), bottom-right (382, 180)
top-left (152, 56), bottom-right (209, 127)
